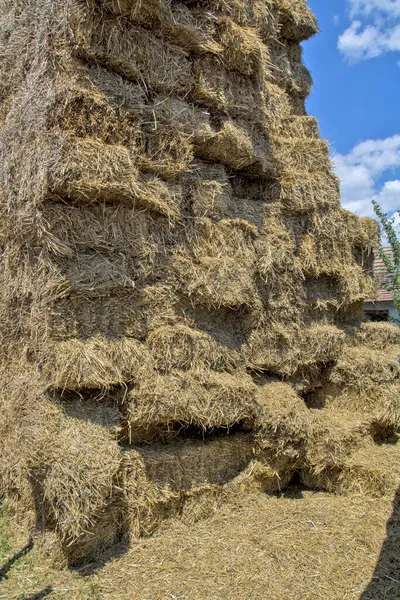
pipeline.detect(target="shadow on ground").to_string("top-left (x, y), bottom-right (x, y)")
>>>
top-left (360, 486), bottom-right (400, 599)
top-left (24, 588), bottom-right (53, 600)
top-left (0, 538), bottom-right (33, 582)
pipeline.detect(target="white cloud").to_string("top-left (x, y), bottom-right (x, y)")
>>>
top-left (333, 15), bottom-right (340, 26)
top-left (333, 135), bottom-right (400, 217)
top-left (339, 0), bottom-right (400, 61)
top-left (348, 0), bottom-right (400, 18)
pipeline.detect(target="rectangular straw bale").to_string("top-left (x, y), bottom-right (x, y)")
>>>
top-left (38, 202), bottom-right (170, 293)
top-left (173, 218), bottom-right (261, 310)
top-left (190, 0), bottom-right (279, 41)
top-left (321, 382), bottom-right (400, 443)
top-left (274, 170), bottom-right (340, 213)
top-left (268, 40), bottom-right (312, 98)
top-left (214, 17), bottom-right (268, 76)
top-left (184, 161), bottom-right (233, 220)
top-left (81, 64), bottom-right (149, 113)
top-left (304, 265), bottom-right (376, 315)
top-left (191, 55), bottom-right (267, 119)
top-left (271, 136), bottom-right (332, 174)
top-left (46, 134), bottom-right (182, 218)
top-left (298, 209), bottom-right (375, 276)
top-left (195, 119), bottom-right (276, 176)
top-left (123, 369), bottom-right (257, 444)
top-left (300, 408), bottom-right (372, 493)
top-left (46, 285), bottom-right (180, 341)
top-left (37, 336), bottom-right (151, 390)
top-left (282, 116), bottom-right (320, 139)
top-left (73, 8), bottom-right (192, 94)
top-left (146, 324), bottom-right (243, 374)
top-left (244, 324), bottom-right (345, 376)
top-left (46, 134), bottom-right (139, 204)
top-left (275, 0), bottom-right (319, 42)
top-left (329, 346), bottom-right (400, 392)
top-left (48, 81), bottom-right (141, 148)
top-left (173, 252), bottom-right (261, 310)
top-left (254, 382), bottom-right (310, 472)
top-left (136, 434), bottom-right (255, 493)
top-left (122, 437), bottom-right (256, 538)
top-left (37, 416), bottom-right (123, 564)
top-left (354, 322), bottom-right (400, 351)
top-left (338, 442), bottom-right (400, 497)
top-left (184, 162), bottom-right (268, 228)
top-left (103, 0), bottom-right (280, 45)
top-left (138, 122), bottom-right (194, 179)
top-left (147, 96), bottom-right (211, 141)
top-left (255, 212), bottom-right (296, 278)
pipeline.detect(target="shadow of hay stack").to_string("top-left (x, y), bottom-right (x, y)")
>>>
top-left (0, 538), bottom-right (33, 582)
top-left (23, 588), bottom-right (54, 600)
top-left (0, 0), bottom-right (399, 570)
top-left (360, 486), bottom-right (400, 600)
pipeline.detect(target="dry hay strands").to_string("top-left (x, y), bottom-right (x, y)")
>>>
top-left (99, 0), bottom-right (281, 47)
top-left (47, 284), bottom-right (180, 342)
top-left (93, 0), bottom-right (274, 73)
top-left (146, 324), bottom-right (243, 374)
top-left (353, 322), bottom-right (400, 351)
top-left (187, 167), bottom-right (270, 228)
top-left (96, 0), bottom-right (223, 55)
top-left (337, 442), bottom-right (400, 498)
top-left (201, 0), bottom-right (280, 41)
top-left (254, 382), bottom-right (310, 474)
top-left (183, 161), bottom-right (233, 221)
top-left (30, 416), bottom-right (124, 565)
top-left (194, 119), bottom-right (276, 177)
top-left (73, 9), bottom-right (192, 95)
top-left (282, 115), bottom-right (320, 139)
top-left (271, 135), bottom-right (332, 175)
top-left (329, 346), bottom-right (400, 393)
top-left (122, 433), bottom-right (255, 538)
top-left (46, 134), bottom-right (182, 220)
top-left (272, 170), bottom-right (340, 214)
top-left (148, 97), bottom-right (282, 173)
top-left (36, 336), bottom-right (151, 391)
top-left (38, 201), bottom-right (171, 290)
top-left (190, 57), bottom-right (291, 129)
top-left (82, 63), bottom-right (149, 112)
top-left (138, 121), bottom-right (194, 180)
top-left (301, 408), bottom-right (373, 492)
top-left (255, 211), bottom-right (297, 278)
top-left (191, 55), bottom-right (266, 119)
top-left (244, 324), bottom-right (346, 377)
top-left (51, 78), bottom-right (195, 182)
top-left (172, 218), bottom-right (261, 311)
top-left (319, 382), bottom-right (400, 444)
top-left (268, 39), bottom-right (313, 99)
top-left (48, 78), bottom-right (143, 148)
top-left (173, 251), bottom-right (261, 311)
top-left (232, 459), bottom-right (294, 493)
top-left (213, 16), bottom-right (269, 76)
top-left (274, 0), bottom-right (319, 42)
top-left (122, 369), bottom-right (258, 444)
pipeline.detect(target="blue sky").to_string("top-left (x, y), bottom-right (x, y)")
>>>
top-left (302, 0), bottom-right (400, 222)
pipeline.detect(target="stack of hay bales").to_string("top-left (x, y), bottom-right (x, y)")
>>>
top-left (0, 0), bottom-right (398, 565)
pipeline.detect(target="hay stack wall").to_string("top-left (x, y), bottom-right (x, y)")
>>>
top-left (0, 0), bottom-right (398, 565)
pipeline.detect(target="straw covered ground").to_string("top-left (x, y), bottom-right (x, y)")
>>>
top-left (0, 0), bottom-right (399, 573)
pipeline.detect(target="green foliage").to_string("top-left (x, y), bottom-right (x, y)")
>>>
top-left (372, 201), bottom-right (400, 320)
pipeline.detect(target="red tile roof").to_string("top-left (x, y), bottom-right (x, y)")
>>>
top-left (365, 247), bottom-right (394, 303)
